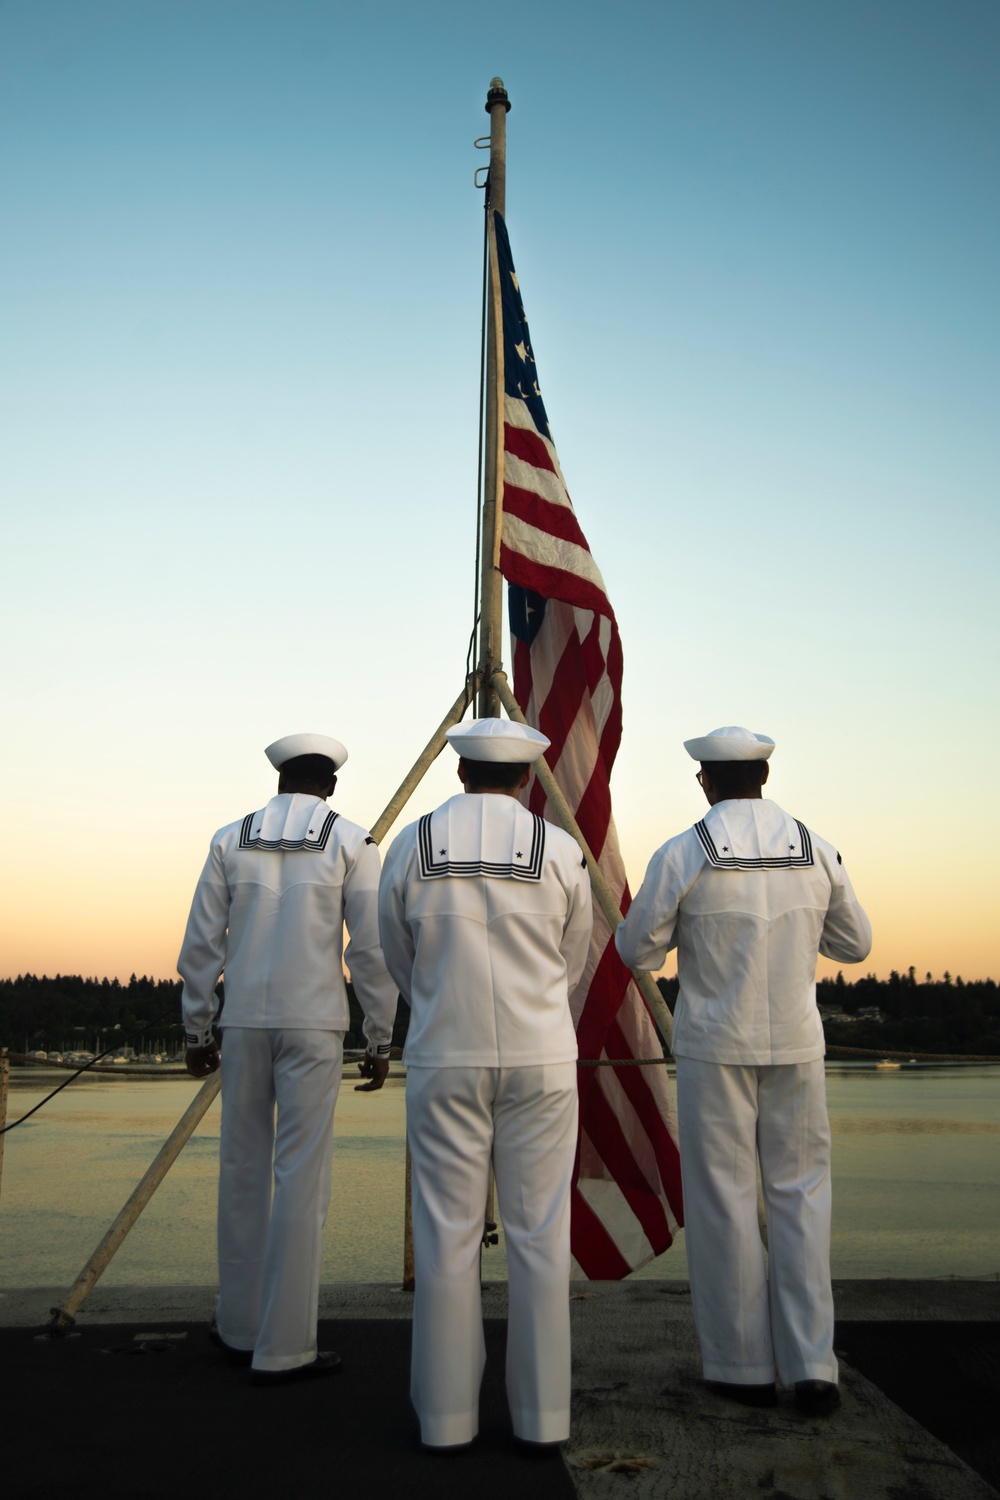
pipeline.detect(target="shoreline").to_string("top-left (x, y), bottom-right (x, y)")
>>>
top-left (7, 1056), bottom-right (1000, 1085)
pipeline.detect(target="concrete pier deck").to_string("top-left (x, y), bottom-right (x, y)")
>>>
top-left (1, 1280), bottom-right (996, 1499)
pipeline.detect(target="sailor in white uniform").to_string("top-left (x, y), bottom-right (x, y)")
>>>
top-left (616, 726), bottom-right (871, 1418)
top-left (179, 732), bottom-right (397, 1383)
top-left (378, 718), bottom-right (593, 1449)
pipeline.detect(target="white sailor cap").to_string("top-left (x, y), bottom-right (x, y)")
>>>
top-left (445, 718), bottom-right (550, 764)
top-left (264, 733), bottom-right (349, 772)
top-left (683, 725), bottom-right (775, 762)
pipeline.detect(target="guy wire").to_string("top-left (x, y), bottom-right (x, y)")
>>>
top-left (1, 1004), bottom-right (188, 1135)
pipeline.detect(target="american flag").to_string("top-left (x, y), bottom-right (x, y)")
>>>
top-left (494, 212), bottom-right (684, 1276)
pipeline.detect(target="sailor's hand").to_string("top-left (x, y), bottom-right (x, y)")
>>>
top-left (186, 1044), bottom-right (221, 1078)
top-left (355, 1053), bottom-right (389, 1092)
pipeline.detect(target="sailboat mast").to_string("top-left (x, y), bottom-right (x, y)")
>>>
top-left (477, 76), bottom-right (510, 717)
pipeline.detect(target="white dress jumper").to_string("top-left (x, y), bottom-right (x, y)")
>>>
top-left (379, 793), bottom-right (593, 1446)
top-left (179, 793), bottom-right (397, 1372)
top-left (616, 798), bottom-right (871, 1388)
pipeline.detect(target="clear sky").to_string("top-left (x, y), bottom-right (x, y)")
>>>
top-left (1, 1), bottom-right (997, 985)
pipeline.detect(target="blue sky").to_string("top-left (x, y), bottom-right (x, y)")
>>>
top-left (1, 1), bottom-right (997, 981)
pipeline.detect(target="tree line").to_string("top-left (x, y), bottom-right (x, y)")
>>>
top-left (0, 973), bottom-right (411, 1055)
top-left (2, 969), bottom-right (998, 1058)
top-left (818, 968), bottom-right (1000, 1056)
top-left (655, 969), bottom-right (1000, 1057)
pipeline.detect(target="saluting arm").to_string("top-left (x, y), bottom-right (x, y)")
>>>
top-left (177, 841), bottom-right (229, 1073)
top-left (562, 856), bottom-right (596, 992)
top-left (615, 851), bottom-right (682, 973)
top-left (376, 836), bottom-right (416, 1003)
top-left (819, 854), bottom-right (872, 964)
top-left (343, 838), bottom-right (398, 1090)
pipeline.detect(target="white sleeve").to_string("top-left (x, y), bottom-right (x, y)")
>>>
top-left (377, 833), bottom-right (417, 1004)
top-left (561, 852), bottom-right (595, 993)
top-left (818, 848), bottom-right (873, 964)
top-left (343, 837), bottom-right (398, 1056)
top-left (177, 841), bottom-right (230, 1048)
top-left (616, 838), bottom-right (695, 973)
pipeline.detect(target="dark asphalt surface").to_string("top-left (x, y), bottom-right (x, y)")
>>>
top-left (1, 1317), bottom-right (574, 1500)
top-left (2, 1313), bottom-right (997, 1498)
top-left (836, 1321), bottom-right (1000, 1495)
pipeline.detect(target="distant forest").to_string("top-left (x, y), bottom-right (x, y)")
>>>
top-left (2, 969), bottom-right (999, 1058)
top-left (0, 973), bottom-right (407, 1056)
top-left (654, 969), bottom-right (1000, 1058)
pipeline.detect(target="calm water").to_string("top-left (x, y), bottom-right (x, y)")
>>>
top-left (1, 1064), bottom-right (997, 1288)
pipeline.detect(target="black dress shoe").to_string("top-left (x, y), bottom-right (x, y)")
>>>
top-left (208, 1323), bottom-right (253, 1366)
top-left (250, 1351), bottom-right (342, 1387)
top-left (704, 1380), bottom-right (778, 1408)
top-left (513, 1437), bottom-right (566, 1459)
top-left (795, 1380), bottom-right (840, 1416)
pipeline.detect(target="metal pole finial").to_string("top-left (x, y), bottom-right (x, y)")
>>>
top-left (486, 77), bottom-right (511, 113)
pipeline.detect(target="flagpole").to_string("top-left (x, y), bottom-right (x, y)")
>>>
top-left (477, 76), bottom-right (510, 718)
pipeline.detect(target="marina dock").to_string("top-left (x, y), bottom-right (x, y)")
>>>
top-left (2, 1279), bottom-right (996, 1498)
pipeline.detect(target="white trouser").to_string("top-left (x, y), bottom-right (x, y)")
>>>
top-left (406, 1063), bottom-right (578, 1447)
top-left (675, 1057), bottom-right (837, 1387)
top-left (214, 1027), bottom-right (343, 1373)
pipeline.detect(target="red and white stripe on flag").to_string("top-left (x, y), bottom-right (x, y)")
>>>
top-left (494, 212), bottom-right (683, 1276)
